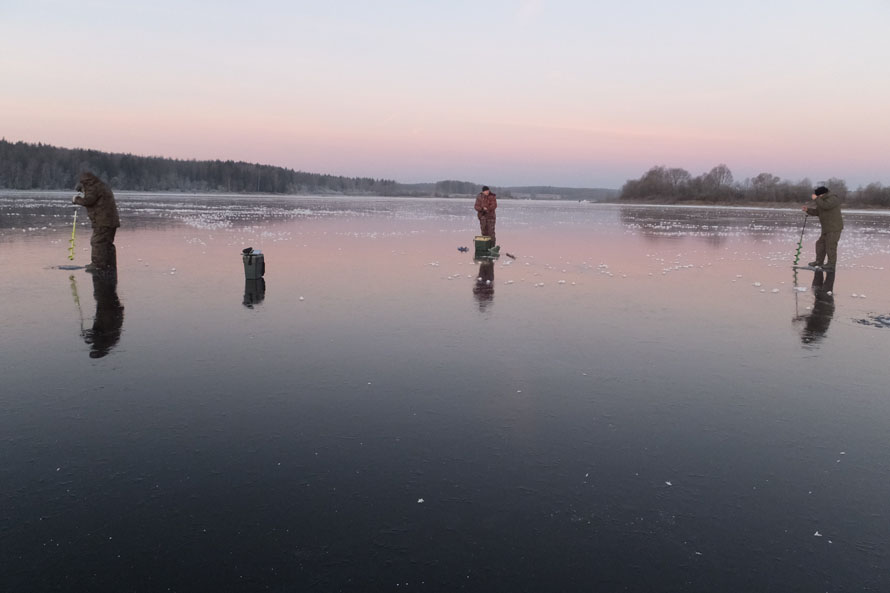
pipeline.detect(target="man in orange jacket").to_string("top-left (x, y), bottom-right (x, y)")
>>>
top-left (474, 185), bottom-right (497, 247)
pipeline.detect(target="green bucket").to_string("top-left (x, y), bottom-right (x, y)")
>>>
top-left (474, 236), bottom-right (493, 257)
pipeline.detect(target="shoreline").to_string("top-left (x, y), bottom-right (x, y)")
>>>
top-left (607, 199), bottom-right (890, 211)
top-left (3, 189), bottom-right (888, 211)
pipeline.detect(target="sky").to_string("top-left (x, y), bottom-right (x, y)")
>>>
top-left (1, 0), bottom-right (889, 188)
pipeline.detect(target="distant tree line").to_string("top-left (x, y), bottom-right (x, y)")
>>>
top-left (0, 139), bottom-right (401, 195)
top-left (434, 180), bottom-right (481, 196)
top-left (620, 164), bottom-right (890, 207)
top-left (0, 139), bottom-right (622, 201)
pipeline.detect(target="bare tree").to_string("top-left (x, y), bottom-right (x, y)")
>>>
top-left (667, 167), bottom-right (692, 194)
top-left (705, 164), bottom-right (733, 189)
top-left (822, 177), bottom-right (848, 200)
top-left (750, 172), bottom-right (781, 201)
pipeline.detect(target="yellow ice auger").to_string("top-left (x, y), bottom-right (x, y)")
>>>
top-left (68, 209), bottom-right (77, 260)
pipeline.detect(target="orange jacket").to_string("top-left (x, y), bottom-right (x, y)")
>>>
top-left (474, 192), bottom-right (497, 219)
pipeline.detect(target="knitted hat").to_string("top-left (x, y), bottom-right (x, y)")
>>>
top-left (814, 186), bottom-right (829, 196)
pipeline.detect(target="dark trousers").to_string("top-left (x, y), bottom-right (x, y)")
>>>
top-left (815, 230), bottom-right (841, 266)
top-left (90, 226), bottom-right (118, 269)
top-left (480, 217), bottom-right (496, 247)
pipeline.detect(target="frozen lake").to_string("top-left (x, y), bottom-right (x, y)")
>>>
top-left (2, 192), bottom-right (889, 591)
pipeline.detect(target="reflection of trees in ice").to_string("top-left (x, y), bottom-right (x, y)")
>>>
top-left (618, 206), bottom-right (758, 245)
top-left (0, 193), bottom-right (73, 236)
top-left (180, 213), bottom-right (234, 230)
top-left (618, 206), bottom-right (890, 260)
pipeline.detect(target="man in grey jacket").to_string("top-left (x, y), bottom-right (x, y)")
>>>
top-left (802, 185), bottom-right (843, 270)
top-left (73, 172), bottom-right (120, 272)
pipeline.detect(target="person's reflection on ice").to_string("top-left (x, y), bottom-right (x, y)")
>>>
top-left (83, 269), bottom-right (124, 358)
top-left (795, 270), bottom-right (835, 347)
top-left (473, 259), bottom-right (495, 311)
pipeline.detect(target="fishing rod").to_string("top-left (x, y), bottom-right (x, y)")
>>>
top-left (793, 214), bottom-right (808, 266)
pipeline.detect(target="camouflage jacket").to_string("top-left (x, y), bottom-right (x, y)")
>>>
top-left (74, 173), bottom-right (120, 228)
top-left (805, 192), bottom-right (843, 233)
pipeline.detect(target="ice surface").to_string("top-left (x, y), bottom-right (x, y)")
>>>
top-left (4, 194), bottom-right (890, 593)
